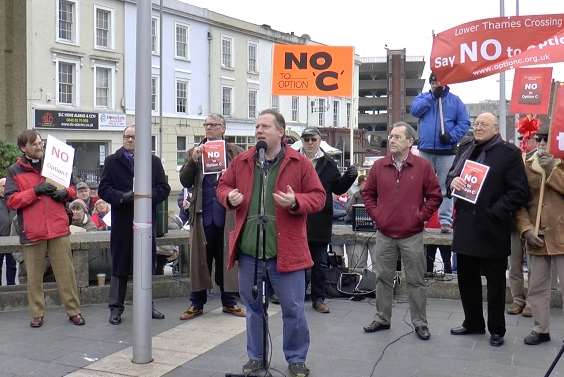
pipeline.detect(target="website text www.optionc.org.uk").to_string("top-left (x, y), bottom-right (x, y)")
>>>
top-left (472, 53), bottom-right (550, 77)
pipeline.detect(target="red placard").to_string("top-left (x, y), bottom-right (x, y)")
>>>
top-left (452, 160), bottom-right (490, 204)
top-left (510, 67), bottom-right (553, 114)
top-left (548, 84), bottom-right (564, 159)
top-left (430, 14), bottom-right (564, 84)
top-left (202, 140), bottom-right (227, 174)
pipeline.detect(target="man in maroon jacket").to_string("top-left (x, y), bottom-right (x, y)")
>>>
top-left (5, 130), bottom-right (85, 328)
top-left (362, 122), bottom-right (441, 341)
top-left (217, 109), bottom-right (325, 377)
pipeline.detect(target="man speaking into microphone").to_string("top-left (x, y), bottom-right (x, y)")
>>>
top-left (218, 109), bottom-right (325, 377)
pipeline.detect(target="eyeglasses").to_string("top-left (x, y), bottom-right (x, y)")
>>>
top-left (123, 135), bottom-right (135, 140)
top-left (204, 123), bottom-right (223, 128)
top-left (302, 137), bottom-right (320, 143)
top-left (535, 135), bottom-right (548, 142)
top-left (473, 121), bottom-right (493, 129)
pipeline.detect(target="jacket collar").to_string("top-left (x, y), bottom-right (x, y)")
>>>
top-left (383, 152), bottom-right (415, 167)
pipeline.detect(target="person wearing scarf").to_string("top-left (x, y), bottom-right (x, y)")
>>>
top-left (447, 112), bottom-right (529, 347)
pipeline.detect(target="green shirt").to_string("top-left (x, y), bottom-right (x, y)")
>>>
top-left (238, 159), bottom-right (281, 259)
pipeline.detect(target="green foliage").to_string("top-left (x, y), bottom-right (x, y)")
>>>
top-left (0, 141), bottom-right (21, 177)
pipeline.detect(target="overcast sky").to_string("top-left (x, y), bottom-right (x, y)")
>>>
top-left (181, 0), bottom-right (563, 104)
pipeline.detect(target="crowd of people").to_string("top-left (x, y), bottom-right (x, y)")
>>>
top-left (0, 76), bottom-right (562, 377)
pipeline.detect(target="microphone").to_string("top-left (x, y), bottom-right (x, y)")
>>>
top-left (256, 140), bottom-right (267, 166)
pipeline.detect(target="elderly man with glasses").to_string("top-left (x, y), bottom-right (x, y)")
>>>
top-left (447, 112), bottom-right (529, 347)
top-left (178, 113), bottom-right (246, 320)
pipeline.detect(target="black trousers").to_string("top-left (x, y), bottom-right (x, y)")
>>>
top-left (425, 245), bottom-right (452, 273)
top-left (457, 253), bottom-right (507, 336)
top-left (306, 241), bottom-right (328, 303)
top-left (109, 275), bottom-right (128, 312)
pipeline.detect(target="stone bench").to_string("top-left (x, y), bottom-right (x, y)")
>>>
top-left (0, 230), bottom-right (191, 311)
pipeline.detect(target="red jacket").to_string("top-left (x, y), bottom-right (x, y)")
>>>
top-left (5, 157), bottom-right (76, 244)
top-left (362, 152), bottom-right (442, 239)
top-left (217, 146), bottom-right (325, 273)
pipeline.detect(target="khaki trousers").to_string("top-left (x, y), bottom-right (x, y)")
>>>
top-left (369, 231), bottom-right (427, 328)
top-left (23, 236), bottom-right (80, 317)
top-left (508, 232), bottom-right (527, 306)
top-left (528, 254), bottom-right (564, 334)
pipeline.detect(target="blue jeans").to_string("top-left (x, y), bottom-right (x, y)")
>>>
top-left (238, 254), bottom-right (310, 363)
top-left (419, 152), bottom-right (455, 226)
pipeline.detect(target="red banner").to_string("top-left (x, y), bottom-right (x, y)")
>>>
top-left (510, 67), bottom-right (553, 114)
top-left (549, 84), bottom-right (564, 159)
top-left (431, 14), bottom-right (564, 84)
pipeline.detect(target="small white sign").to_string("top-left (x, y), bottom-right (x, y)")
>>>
top-left (41, 135), bottom-right (75, 188)
top-left (98, 112), bottom-right (126, 131)
top-left (102, 211), bottom-right (111, 227)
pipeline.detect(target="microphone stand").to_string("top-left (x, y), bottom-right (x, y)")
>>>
top-left (544, 340), bottom-right (564, 377)
top-left (226, 157), bottom-right (271, 377)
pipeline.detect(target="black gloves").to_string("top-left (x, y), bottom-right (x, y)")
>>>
top-left (439, 132), bottom-right (451, 145)
top-left (345, 165), bottom-right (358, 178)
top-left (432, 86), bottom-right (444, 99)
top-left (34, 182), bottom-right (57, 196)
top-left (50, 189), bottom-right (68, 202)
top-left (120, 190), bottom-right (134, 204)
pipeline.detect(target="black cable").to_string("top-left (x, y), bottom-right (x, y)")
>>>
top-left (368, 309), bottom-right (414, 377)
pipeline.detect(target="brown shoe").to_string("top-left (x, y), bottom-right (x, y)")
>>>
top-left (313, 301), bottom-right (330, 313)
top-left (223, 305), bottom-right (246, 317)
top-left (30, 316), bottom-right (44, 328)
top-left (179, 306), bottom-right (203, 320)
top-left (506, 302), bottom-right (524, 315)
top-left (521, 305), bottom-right (532, 317)
top-left (69, 313), bottom-right (86, 326)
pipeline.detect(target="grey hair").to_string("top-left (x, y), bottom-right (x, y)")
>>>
top-left (391, 121), bottom-right (417, 142)
top-left (206, 113), bottom-right (226, 126)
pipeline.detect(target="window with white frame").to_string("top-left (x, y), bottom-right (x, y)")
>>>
top-left (346, 102), bottom-right (351, 125)
top-left (151, 76), bottom-right (158, 112)
top-left (176, 80), bottom-right (188, 113)
top-left (193, 135), bottom-right (204, 146)
top-left (95, 66), bottom-right (112, 108)
top-left (333, 100), bottom-right (340, 127)
top-left (318, 99), bottom-right (326, 126)
top-left (151, 17), bottom-right (159, 54)
top-left (175, 23), bottom-right (189, 59)
top-left (95, 7), bottom-right (112, 48)
top-left (248, 42), bottom-right (257, 73)
top-left (57, 60), bottom-right (78, 105)
top-left (291, 97), bottom-right (299, 122)
top-left (221, 36), bottom-right (233, 68)
top-left (222, 86), bottom-right (232, 116)
top-left (248, 89), bottom-right (257, 119)
top-left (57, 0), bottom-right (78, 44)
top-left (177, 136), bottom-right (187, 166)
top-left (271, 95), bottom-right (279, 112)
top-left (225, 136), bottom-right (256, 151)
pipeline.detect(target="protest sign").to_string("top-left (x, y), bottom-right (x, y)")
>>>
top-left (510, 67), bottom-right (553, 114)
top-left (452, 160), bottom-right (490, 204)
top-left (202, 140), bottom-right (227, 174)
top-left (548, 84), bottom-right (564, 159)
top-left (41, 135), bottom-right (75, 188)
top-left (272, 45), bottom-right (353, 97)
top-left (430, 14), bottom-right (564, 84)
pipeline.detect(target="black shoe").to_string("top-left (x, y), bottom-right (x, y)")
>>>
top-left (524, 331), bottom-right (551, 345)
top-left (242, 359), bottom-right (265, 375)
top-left (109, 309), bottom-right (122, 325)
top-left (152, 306), bottom-right (165, 319)
top-left (363, 321), bottom-right (391, 333)
top-left (450, 326), bottom-right (486, 335)
top-left (415, 325), bottom-right (431, 340)
top-left (490, 334), bottom-right (504, 347)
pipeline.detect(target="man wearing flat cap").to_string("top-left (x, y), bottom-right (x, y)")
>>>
top-left (300, 127), bottom-right (357, 313)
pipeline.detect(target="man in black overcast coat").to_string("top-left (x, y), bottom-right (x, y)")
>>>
top-left (99, 125), bottom-right (171, 325)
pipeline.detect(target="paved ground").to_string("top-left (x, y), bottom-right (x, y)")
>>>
top-left (0, 292), bottom-right (563, 377)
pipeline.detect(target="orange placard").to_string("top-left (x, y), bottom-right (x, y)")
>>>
top-left (272, 45), bottom-right (353, 97)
